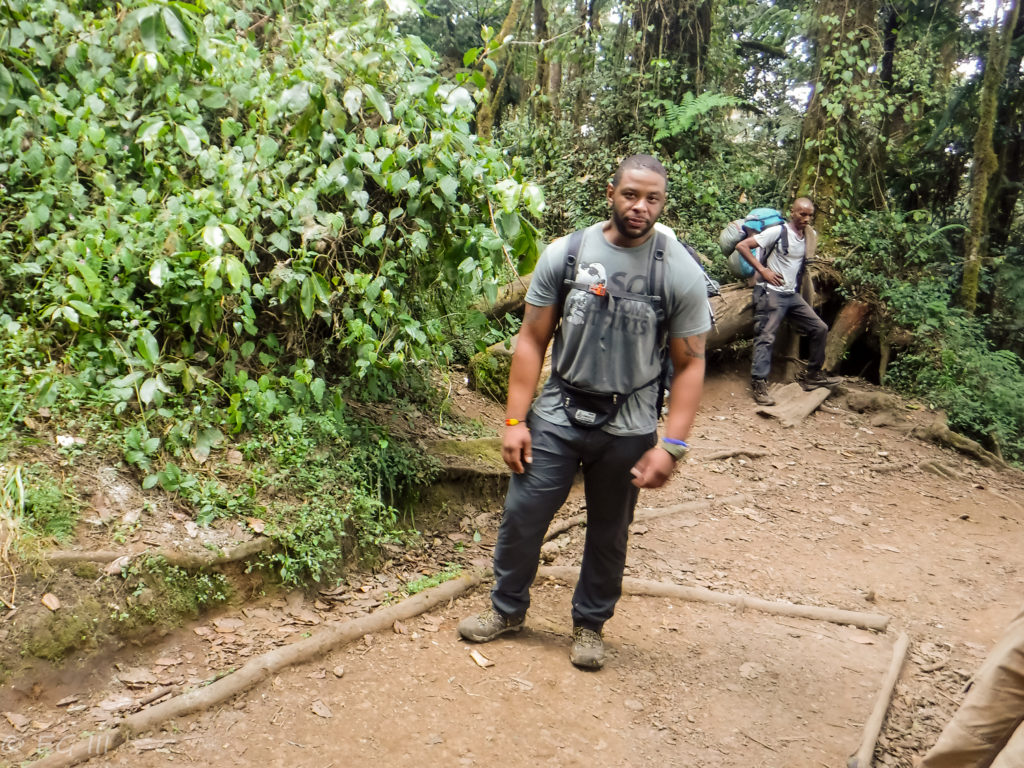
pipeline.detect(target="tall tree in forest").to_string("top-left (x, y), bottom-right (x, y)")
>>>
top-left (477, 0), bottom-right (526, 138)
top-left (792, 0), bottom-right (880, 234)
top-left (962, 0), bottom-right (1021, 315)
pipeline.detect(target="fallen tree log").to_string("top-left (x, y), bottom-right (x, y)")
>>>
top-left (536, 566), bottom-right (891, 631)
top-left (476, 273), bottom-right (534, 320)
top-left (824, 300), bottom-right (872, 372)
top-left (29, 572), bottom-right (483, 768)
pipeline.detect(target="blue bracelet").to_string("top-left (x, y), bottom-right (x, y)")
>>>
top-left (662, 437), bottom-right (689, 448)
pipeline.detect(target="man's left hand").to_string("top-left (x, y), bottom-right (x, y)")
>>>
top-left (629, 446), bottom-right (676, 488)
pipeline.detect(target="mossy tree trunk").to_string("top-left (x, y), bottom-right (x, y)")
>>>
top-left (476, 0), bottom-right (526, 139)
top-left (961, 0), bottom-right (1021, 315)
top-left (792, 0), bottom-right (879, 235)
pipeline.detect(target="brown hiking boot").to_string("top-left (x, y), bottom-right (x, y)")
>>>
top-left (751, 378), bottom-right (775, 406)
top-left (799, 370), bottom-right (842, 391)
top-left (569, 626), bottom-right (606, 669)
top-left (457, 607), bottom-right (525, 643)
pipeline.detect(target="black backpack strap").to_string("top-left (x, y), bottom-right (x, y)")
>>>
top-left (648, 231), bottom-right (667, 327)
top-left (558, 229), bottom-right (586, 313)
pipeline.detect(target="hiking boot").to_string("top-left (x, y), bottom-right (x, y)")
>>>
top-left (799, 370), bottom-right (842, 391)
top-left (751, 378), bottom-right (775, 406)
top-left (569, 626), bottom-right (606, 669)
top-left (457, 607), bottom-right (525, 643)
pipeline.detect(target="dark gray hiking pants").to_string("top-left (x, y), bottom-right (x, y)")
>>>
top-left (751, 284), bottom-right (829, 380)
top-left (490, 416), bottom-right (655, 631)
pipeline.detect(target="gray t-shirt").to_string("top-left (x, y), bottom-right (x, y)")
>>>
top-left (525, 223), bottom-right (712, 436)
top-left (755, 223), bottom-right (806, 295)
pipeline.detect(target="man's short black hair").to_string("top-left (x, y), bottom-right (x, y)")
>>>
top-left (612, 154), bottom-right (667, 187)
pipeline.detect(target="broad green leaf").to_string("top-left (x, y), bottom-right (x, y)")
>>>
top-left (364, 224), bottom-right (387, 245)
top-left (137, 330), bottom-right (160, 364)
top-left (438, 175), bottom-right (459, 199)
top-left (389, 169), bottom-right (410, 193)
top-left (61, 306), bottom-right (80, 325)
top-left (111, 371), bottom-right (146, 388)
top-left (268, 232), bottom-right (290, 252)
top-left (139, 377), bottom-right (158, 405)
top-left (343, 86), bottom-right (363, 116)
top-left (177, 124), bottom-right (202, 156)
top-left (161, 7), bottom-right (190, 43)
top-left (282, 82), bottom-right (311, 113)
top-left (68, 300), bottom-right (98, 318)
top-left (463, 47), bottom-right (481, 66)
top-left (299, 279), bottom-right (315, 319)
top-left (362, 84), bottom-right (392, 122)
top-left (203, 225), bottom-right (225, 249)
top-left (311, 378), bottom-right (326, 403)
top-left (137, 120), bottom-right (166, 145)
top-left (312, 273), bottom-right (332, 303)
top-left (225, 256), bottom-right (247, 290)
top-left (193, 427), bottom-right (224, 459)
top-left (149, 259), bottom-right (168, 287)
top-left (222, 223), bottom-right (250, 250)
top-left (75, 261), bottom-right (102, 299)
top-left (204, 255), bottom-right (223, 289)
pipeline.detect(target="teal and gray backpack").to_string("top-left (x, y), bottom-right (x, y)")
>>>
top-left (719, 208), bottom-right (787, 278)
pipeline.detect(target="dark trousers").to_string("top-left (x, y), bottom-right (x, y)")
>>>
top-left (751, 284), bottom-right (829, 380)
top-left (490, 416), bottom-right (655, 631)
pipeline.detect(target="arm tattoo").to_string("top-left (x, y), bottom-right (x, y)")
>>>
top-left (682, 335), bottom-right (707, 360)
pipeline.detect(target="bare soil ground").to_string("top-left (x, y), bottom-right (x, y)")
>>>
top-left (2, 366), bottom-right (1023, 768)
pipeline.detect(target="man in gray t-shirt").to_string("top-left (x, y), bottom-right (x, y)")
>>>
top-left (734, 197), bottom-right (840, 406)
top-left (458, 154), bottom-right (710, 669)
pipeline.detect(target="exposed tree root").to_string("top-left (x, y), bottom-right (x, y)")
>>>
top-left (536, 566), bottom-right (891, 631)
top-left (911, 420), bottom-right (1005, 468)
top-left (43, 538), bottom-right (275, 571)
top-left (846, 632), bottom-right (910, 768)
top-left (29, 573), bottom-right (482, 768)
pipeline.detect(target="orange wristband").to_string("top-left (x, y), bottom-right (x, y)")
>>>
top-left (505, 418), bottom-right (523, 426)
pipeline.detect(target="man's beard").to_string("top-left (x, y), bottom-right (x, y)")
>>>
top-left (611, 208), bottom-right (654, 240)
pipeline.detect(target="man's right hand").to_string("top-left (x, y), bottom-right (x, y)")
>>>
top-left (760, 268), bottom-right (784, 286)
top-left (502, 423), bottom-right (532, 474)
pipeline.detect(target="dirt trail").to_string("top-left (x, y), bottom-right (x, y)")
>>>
top-left (2, 369), bottom-right (1023, 768)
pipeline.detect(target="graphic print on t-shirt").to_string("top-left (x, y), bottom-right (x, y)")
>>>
top-left (566, 261), bottom-right (607, 326)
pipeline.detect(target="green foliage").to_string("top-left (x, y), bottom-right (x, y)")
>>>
top-left (0, 0), bottom-right (541, 410)
top-left (831, 210), bottom-right (965, 302)
top-left (112, 555), bottom-right (231, 631)
top-left (885, 294), bottom-right (1024, 463)
top-left (651, 92), bottom-right (739, 143)
top-left (404, 563), bottom-right (462, 595)
top-left (832, 210), bottom-right (1024, 463)
top-left (20, 464), bottom-right (80, 543)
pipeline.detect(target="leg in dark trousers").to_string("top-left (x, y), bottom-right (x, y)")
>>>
top-left (751, 285), bottom-right (786, 380)
top-left (490, 418), bottom-right (580, 619)
top-left (571, 430), bottom-right (656, 630)
top-left (784, 293), bottom-right (829, 371)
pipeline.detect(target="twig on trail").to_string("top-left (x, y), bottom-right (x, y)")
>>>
top-left (739, 729), bottom-right (777, 751)
top-left (134, 686), bottom-right (175, 710)
top-left (536, 566), bottom-right (891, 631)
top-left (846, 631), bottom-right (910, 768)
top-left (704, 449), bottom-right (769, 461)
top-left (543, 513), bottom-right (586, 542)
top-left (28, 572), bottom-right (482, 768)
